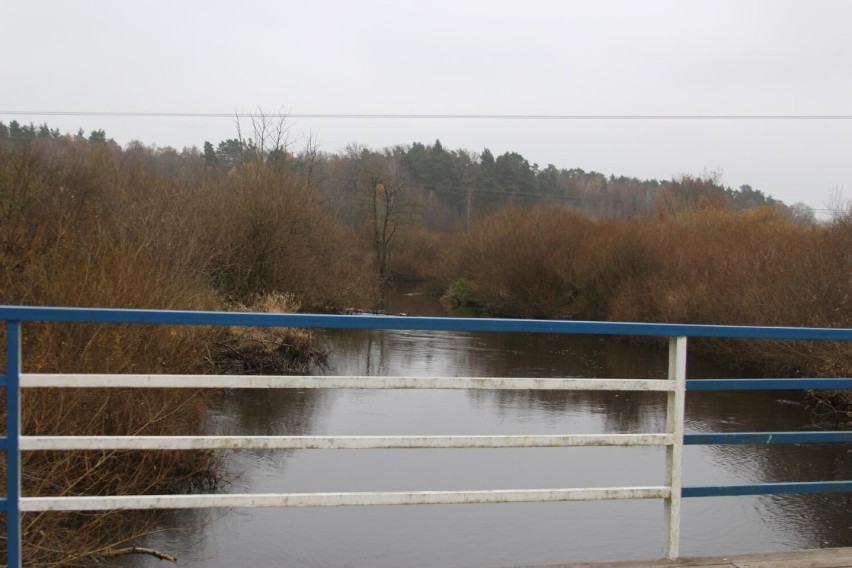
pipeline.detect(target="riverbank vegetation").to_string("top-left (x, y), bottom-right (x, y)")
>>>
top-left (0, 123), bottom-right (359, 564)
top-left (436, 204), bottom-right (852, 415)
top-left (438, 204), bottom-right (850, 358)
top-left (0, 118), bottom-right (848, 563)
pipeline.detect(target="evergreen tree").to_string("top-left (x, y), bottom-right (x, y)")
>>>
top-left (203, 141), bottom-right (218, 166)
top-left (8, 120), bottom-right (23, 142)
top-left (494, 151), bottom-right (535, 194)
top-left (88, 129), bottom-right (106, 143)
top-left (217, 139), bottom-right (244, 165)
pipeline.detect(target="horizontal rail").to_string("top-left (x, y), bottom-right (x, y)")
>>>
top-left (31, 431), bottom-right (852, 453)
top-left (4, 306), bottom-right (852, 567)
top-left (683, 481), bottom-right (852, 498)
top-left (3, 305), bottom-right (852, 339)
top-left (19, 487), bottom-right (671, 512)
top-left (22, 374), bottom-right (852, 392)
top-left (20, 374), bottom-right (674, 391)
top-left (684, 432), bottom-right (852, 445)
top-left (687, 378), bottom-right (852, 391)
top-left (21, 433), bottom-right (674, 451)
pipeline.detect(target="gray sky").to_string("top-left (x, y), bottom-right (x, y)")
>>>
top-left (3, 0), bottom-right (851, 215)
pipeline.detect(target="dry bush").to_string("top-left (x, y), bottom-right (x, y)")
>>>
top-left (442, 204), bottom-right (591, 317)
top-left (210, 292), bottom-right (328, 375)
top-left (439, 202), bottom-right (852, 413)
top-left (569, 219), bottom-right (664, 321)
top-left (638, 207), bottom-right (851, 382)
top-left (388, 227), bottom-right (448, 283)
top-left (0, 139), bottom-right (219, 565)
top-left (0, 136), bottom-right (357, 564)
top-left (190, 165), bottom-right (376, 310)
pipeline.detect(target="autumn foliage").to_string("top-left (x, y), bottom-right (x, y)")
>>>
top-left (0, 133), bottom-right (371, 565)
top-left (440, 203), bottom-right (852, 382)
top-left (1, 123), bottom-right (849, 563)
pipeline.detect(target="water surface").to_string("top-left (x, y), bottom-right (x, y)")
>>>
top-left (140, 287), bottom-right (851, 567)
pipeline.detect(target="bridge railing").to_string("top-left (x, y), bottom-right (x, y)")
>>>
top-left (2, 306), bottom-right (851, 567)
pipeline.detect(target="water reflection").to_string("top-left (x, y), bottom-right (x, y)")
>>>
top-left (136, 287), bottom-right (852, 567)
top-left (210, 389), bottom-right (332, 436)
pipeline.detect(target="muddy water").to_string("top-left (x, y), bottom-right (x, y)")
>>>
top-left (140, 288), bottom-right (851, 567)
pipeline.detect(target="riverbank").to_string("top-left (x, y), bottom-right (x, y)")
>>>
top-left (0, 295), bottom-right (329, 566)
top-left (0, 131), bottom-right (374, 564)
top-left (432, 205), bottom-right (852, 416)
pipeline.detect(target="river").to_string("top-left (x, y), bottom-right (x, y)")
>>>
top-left (139, 286), bottom-right (851, 567)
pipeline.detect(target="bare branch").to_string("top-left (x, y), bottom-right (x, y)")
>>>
top-left (100, 546), bottom-right (177, 563)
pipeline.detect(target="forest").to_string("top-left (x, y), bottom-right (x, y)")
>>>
top-left (0, 118), bottom-right (849, 565)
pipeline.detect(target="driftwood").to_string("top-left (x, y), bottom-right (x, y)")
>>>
top-left (101, 546), bottom-right (177, 563)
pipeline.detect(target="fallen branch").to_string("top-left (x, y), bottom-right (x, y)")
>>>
top-left (101, 546), bottom-right (177, 563)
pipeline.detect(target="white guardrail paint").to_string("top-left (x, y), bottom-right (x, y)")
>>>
top-left (12, 336), bottom-right (689, 558)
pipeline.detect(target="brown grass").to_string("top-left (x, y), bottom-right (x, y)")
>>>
top-left (210, 292), bottom-right (328, 375)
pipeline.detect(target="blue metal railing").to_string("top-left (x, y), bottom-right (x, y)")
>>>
top-left (681, 376), bottom-right (852, 499)
top-left (4, 320), bottom-right (21, 568)
top-left (2, 305), bottom-right (851, 566)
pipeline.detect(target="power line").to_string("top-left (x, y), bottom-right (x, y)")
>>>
top-left (2, 110), bottom-right (852, 120)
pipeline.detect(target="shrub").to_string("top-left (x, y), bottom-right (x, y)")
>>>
top-left (210, 293), bottom-right (328, 375)
top-left (438, 202), bottom-right (852, 412)
top-left (0, 136), bottom-right (351, 564)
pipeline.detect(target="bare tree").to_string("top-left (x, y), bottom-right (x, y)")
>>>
top-left (354, 148), bottom-right (419, 309)
top-left (234, 108), bottom-right (293, 165)
top-left (300, 131), bottom-right (320, 190)
top-left (788, 202), bottom-right (817, 225)
top-left (826, 187), bottom-right (851, 224)
top-left (657, 172), bottom-right (728, 215)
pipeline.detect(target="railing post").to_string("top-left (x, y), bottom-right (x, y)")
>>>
top-left (664, 336), bottom-right (686, 559)
top-left (5, 321), bottom-right (22, 568)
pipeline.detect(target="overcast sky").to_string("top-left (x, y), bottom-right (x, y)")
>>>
top-left (3, 0), bottom-right (851, 215)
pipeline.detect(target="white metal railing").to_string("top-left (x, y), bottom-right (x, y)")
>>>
top-left (4, 306), bottom-right (852, 568)
top-left (13, 337), bottom-right (688, 556)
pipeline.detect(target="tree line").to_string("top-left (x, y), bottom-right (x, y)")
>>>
top-left (199, 130), bottom-right (815, 229)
